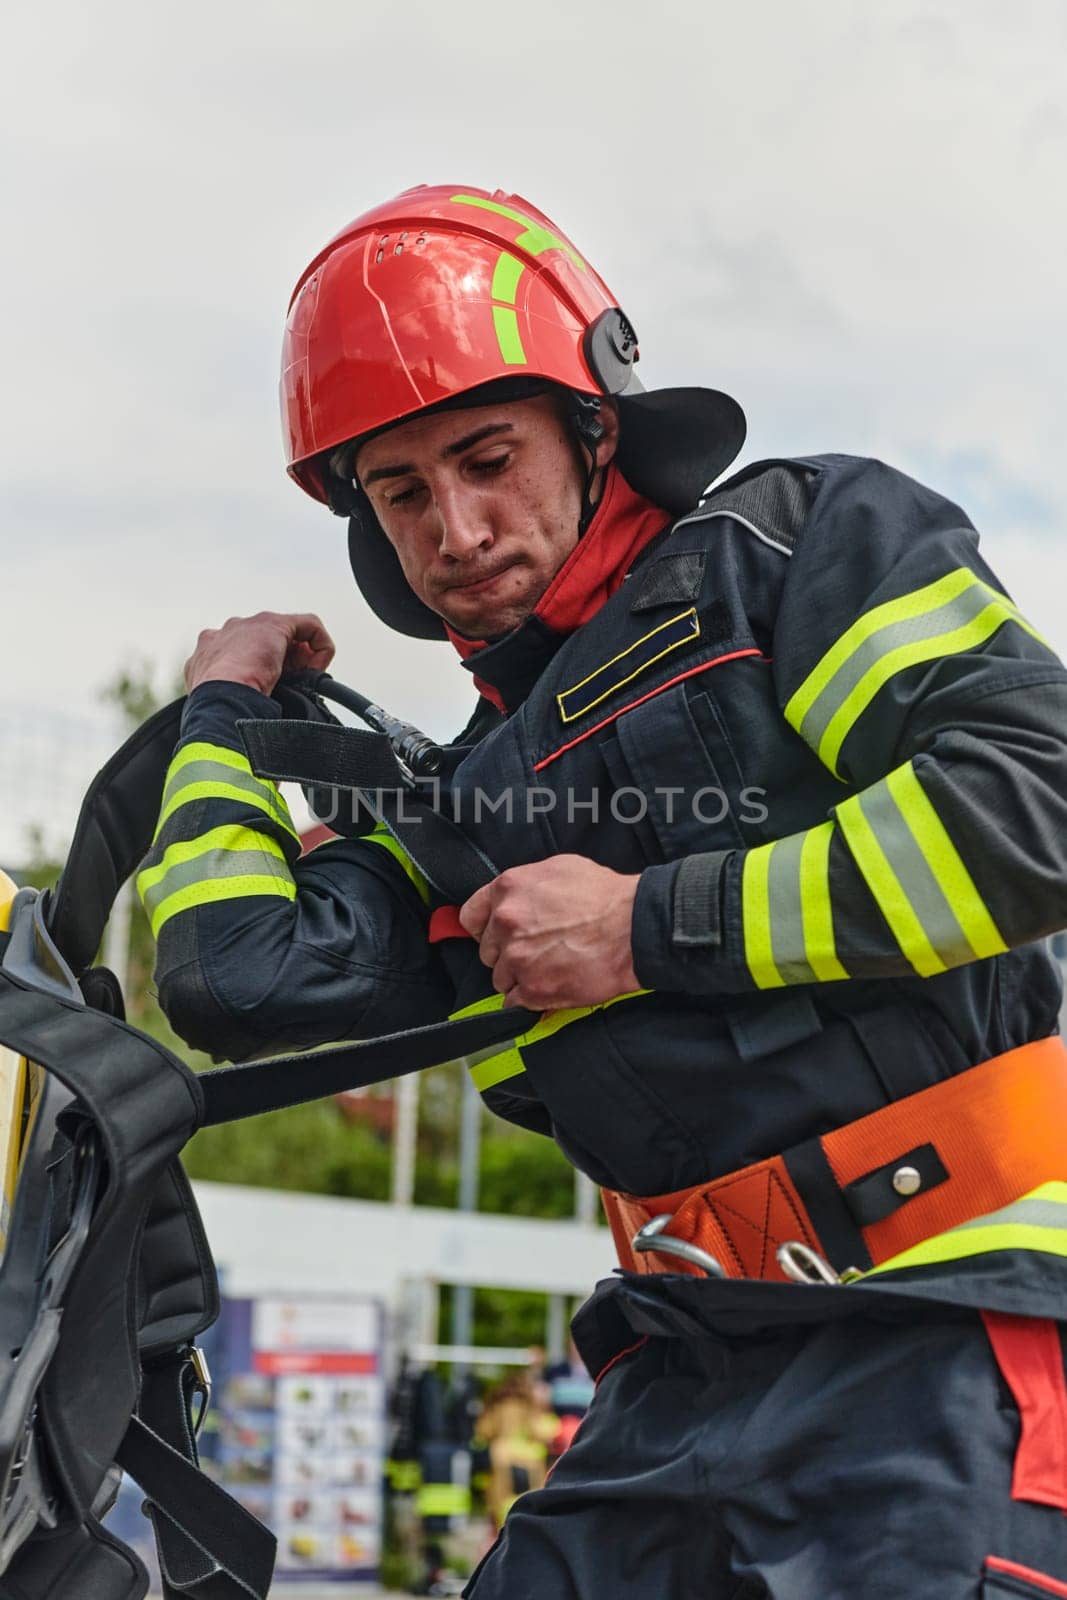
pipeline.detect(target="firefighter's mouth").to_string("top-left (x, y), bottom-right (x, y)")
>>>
top-left (444, 563), bottom-right (522, 594)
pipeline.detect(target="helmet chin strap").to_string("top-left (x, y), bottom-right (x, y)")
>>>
top-left (569, 393), bottom-right (607, 534)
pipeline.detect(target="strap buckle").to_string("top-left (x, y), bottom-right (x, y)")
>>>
top-left (188, 1345), bottom-right (212, 1437)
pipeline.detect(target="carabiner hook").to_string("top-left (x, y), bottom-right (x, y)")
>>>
top-left (776, 1241), bottom-right (855, 1286)
top-left (631, 1213), bottom-right (727, 1278)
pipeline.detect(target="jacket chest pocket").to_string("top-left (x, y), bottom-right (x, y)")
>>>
top-left (597, 682), bottom-right (751, 863)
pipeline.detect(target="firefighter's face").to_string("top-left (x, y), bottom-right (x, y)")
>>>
top-left (356, 393), bottom-right (619, 638)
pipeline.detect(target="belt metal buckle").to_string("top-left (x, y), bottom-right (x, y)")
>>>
top-left (631, 1213), bottom-right (726, 1278)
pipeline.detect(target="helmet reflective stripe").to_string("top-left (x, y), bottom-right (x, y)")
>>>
top-left (450, 193), bottom-right (586, 268)
top-left (452, 193), bottom-right (588, 367)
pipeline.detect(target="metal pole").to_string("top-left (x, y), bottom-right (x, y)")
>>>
top-left (451, 1066), bottom-right (482, 1359)
top-left (574, 1169), bottom-right (598, 1226)
top-left (545, 1293), bottom-right (566, 1363)
top-left (391, 1071), bottom-right (420, 1207)
top-left (103, 878), bottom-right (134, 996)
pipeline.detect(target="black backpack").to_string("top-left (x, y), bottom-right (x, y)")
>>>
top-left (0, 687), bottom-right (532, 1599)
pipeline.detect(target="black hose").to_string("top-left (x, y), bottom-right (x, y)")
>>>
top-left (286, 671), bottom-right (445, 778)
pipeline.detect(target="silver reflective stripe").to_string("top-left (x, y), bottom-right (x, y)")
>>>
top-left (792, 576), bottom-right (1002, 758)
top-left (742, 823), bottom-right (848, 990)
top-left (786, 568), bottom-right (1048, 777)
top-left (140, 847), bottom-right (289, 923)
top-left (764, 832), bottom-right (817, 984)
top-left (161, 759), bottom-right (284, 814)
top-left (954, 1197), bottom-right (1067, 1234)
top-left (853, 778), bottom-right (969, 966)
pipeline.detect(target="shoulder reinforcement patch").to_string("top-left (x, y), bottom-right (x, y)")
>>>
top-left (700, 462), bottom-right (816, 555)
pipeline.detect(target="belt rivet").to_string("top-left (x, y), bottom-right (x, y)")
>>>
top-left (892, 1165), bottom-right (922, 1197)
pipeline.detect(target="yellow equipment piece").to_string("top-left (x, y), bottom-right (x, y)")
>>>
top-left (0, 869), bottom-right (27, 1255)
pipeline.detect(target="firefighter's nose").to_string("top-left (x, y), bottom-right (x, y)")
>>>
top-left (433, 483), bottom-right (495, 560)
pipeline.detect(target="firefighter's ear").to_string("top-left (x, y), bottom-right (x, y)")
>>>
top-left (596, 398), bottom-right (620, 469)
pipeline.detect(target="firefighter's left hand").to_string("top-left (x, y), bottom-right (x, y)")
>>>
top-left (458, 856), bottom-right (640, 1010)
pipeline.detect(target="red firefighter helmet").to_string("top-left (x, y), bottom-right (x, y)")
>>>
top-left (282, 184), bottom-right (644, 503)
top-left (281, 184), bottom-right (746, 637)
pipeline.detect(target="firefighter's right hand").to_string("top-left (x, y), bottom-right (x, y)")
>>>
top-left (184, 612), bottom-right (335, 696)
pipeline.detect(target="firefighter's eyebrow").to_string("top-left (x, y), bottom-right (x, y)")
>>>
top-left (441, 422), bottom-right (514, 458)
top-left (360, 423), bottom-right (514, 487)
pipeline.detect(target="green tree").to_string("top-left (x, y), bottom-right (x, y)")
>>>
top-left (100, 658), bottom-right (185, 730)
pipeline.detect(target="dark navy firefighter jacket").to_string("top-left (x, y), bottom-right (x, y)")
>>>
top-left (140, 454), bottom-right (1067, 1202)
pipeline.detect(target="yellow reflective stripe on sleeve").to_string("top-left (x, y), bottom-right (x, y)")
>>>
top-left (742, 826), bottom-right (850, 989)
top-left (145, 874), bottom-right (296, 937)
top-left (785, 567), bottom-right (1050, 777)
top-left (155, 780), bottom-right (297, 840)
top-left (742, 844), bottom-right (784, 989)
top-left (166, 740), bottom-right (261, 780)
top-left (363, 826), bottom-right (430, 907)
top-left (884, 762), bottom-right (1006, 961)
top-left (467, 1045), bottom-right (525, 1092)
top-left (137, 825), bottom-right (293, 937)
top-left (798, 822), bottom-right (850, 981)
top-left (451, 993), bottom-right (508, 1020)
top-left (837, 760), bottom-right (1005, 976)
top-left (864, 1183), bottom-right (1067, 1277)
top-left (154, 741), bottom-right (297, 841)
top-left (787, 569), bottom-right (976, 733)
top-left (138, 825), bottom-right (289, 894)
top-left (836, 786), bottom-right (945, 977)
top-left (455, 989), bottom-right (652, 1091)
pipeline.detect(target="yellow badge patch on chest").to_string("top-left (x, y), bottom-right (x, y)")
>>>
top-left (556, 608), bottom-right (701, 724)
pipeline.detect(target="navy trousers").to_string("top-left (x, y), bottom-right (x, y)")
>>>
top-left (465, 1311), bottom-right (1067, 1599)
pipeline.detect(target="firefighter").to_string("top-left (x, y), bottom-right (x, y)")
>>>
top-left (140, 185), bottom-right (1067, 1597)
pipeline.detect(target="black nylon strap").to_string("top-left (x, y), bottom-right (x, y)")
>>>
top-left (781, 1136), bottom-right (873, 1273)
top-left (47, 699), bottom-right (185, 976)
top-left (134, 1354), bottom-right (215, 1600)
top-left (672, 852), bottom-right (727, 947)
top-left (117, 1410), bottom-right (275, 1600)
top-left (375, 785), bottom-right (497, 903)
top-left (198, 1003), bottom-right (541, 1126)
top-left (841, 1141), bottom-right (949, 1227)
top-left (237, 718), bottom-right (404, 792)
top-left (0, 971), bottom-right (203, 1520)
top-left (237, 716), bottom-right (499, 904)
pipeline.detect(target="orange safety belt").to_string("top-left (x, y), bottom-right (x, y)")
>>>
top-left (603, 1036), bottom-right (1067, 1282)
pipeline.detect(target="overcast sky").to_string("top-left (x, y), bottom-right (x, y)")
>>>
top-left (3, 0), bottom-right (1065, 857)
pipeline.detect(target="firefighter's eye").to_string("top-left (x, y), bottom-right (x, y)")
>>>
top-left (386, 483), bottom-right (422, 506)
top-left (470, 453), bottom-right (510, 476)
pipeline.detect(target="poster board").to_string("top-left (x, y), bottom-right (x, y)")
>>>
top-left (106, 1291), bottom-right (386, 1587)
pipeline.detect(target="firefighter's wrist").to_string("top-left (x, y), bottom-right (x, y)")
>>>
top-left (186, 667), bottom-right (278, 695)
top-left (180, 680), bottom-right (282, 747)
top-left (631, 852), bottom-right (731, 991)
